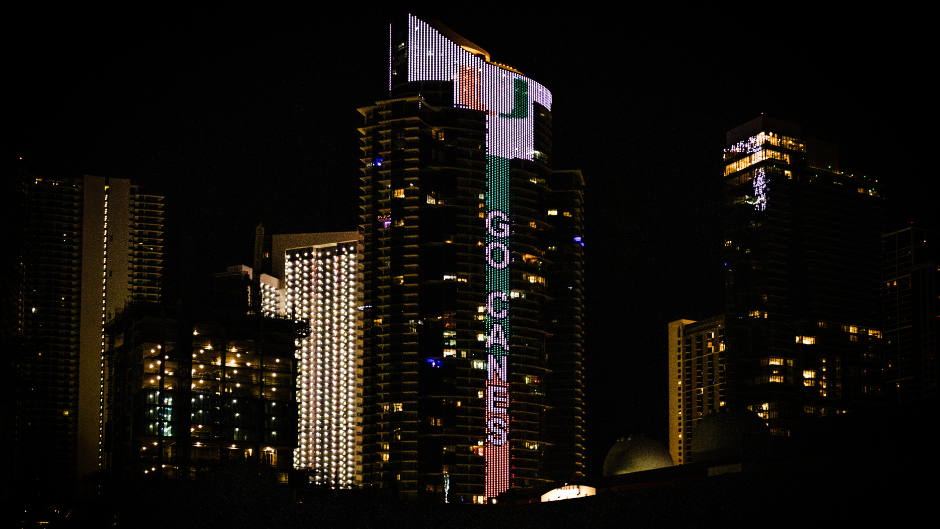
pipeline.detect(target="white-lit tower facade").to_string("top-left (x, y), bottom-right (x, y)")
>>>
top-left (260, 273), bottom-right (280, 318)
top-left (285, 240), bottom-right (361, 487)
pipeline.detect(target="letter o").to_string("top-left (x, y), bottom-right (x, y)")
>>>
top-left (486, 242), bottom-right (509, 269)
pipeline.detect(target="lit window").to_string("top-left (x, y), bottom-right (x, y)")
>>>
top-left (524, 273), bottom-right (545, 284)
top-left (393, 403), bottom-right (402, 412)
top-left (547, 209), bottom-right (558, 216)
top-left (393, 189), bottom-right (405, 198)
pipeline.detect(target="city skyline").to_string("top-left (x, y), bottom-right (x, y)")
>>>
top-left (6, 7), bottom-right (935, 479)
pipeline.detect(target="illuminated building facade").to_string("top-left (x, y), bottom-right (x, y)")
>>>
top-left (882, 226), bottom-right (938, 402)
top-left (358, 15), bottom-right (584, 501)
top-left (279, 234), bottom-right (361, 488)
top-left (14, 174), bottom-right (163, 503)
top-left (721, 116), bottom-right (883, 436)
top-left (103, 304), bottom-right (297, 490)
top-left (668, 316), bottom-right (726, 465)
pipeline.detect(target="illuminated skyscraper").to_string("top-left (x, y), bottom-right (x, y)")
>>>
top-left (357, 15), bottom-right (584, 501)
top-left (272, 232), bottom-right (362, 488)
top-left (720, 116), bottom-right (883, 436)
top-left (16, 174), bottom-right (163, 503)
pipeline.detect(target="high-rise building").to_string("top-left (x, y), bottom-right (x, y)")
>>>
top-left (667, 316), bottom-right (726, 465)
top-left (15, 174), bottom-right (163, 503)
top-left (357, 15), bottom-right (585, 501)
top-left (882, 225), bottom-right (938, 402)
top-left (102, 302), bottom-right (297, 492)
top-left (720, 116), bottom-right (883, 436)
top-left (274, 232), bottom-right (362, 488)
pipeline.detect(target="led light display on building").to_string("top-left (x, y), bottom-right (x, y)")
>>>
top-left (753, 167), bottom-right (767, 211)
top-left (285, 243), bottom-right (359, 488)
top-left (402, 15), bottom-right (552, 498)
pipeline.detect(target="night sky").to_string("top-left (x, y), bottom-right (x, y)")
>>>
top-left (8, 6), bottom-right (934, 479)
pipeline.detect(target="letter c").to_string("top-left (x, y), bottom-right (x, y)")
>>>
top-left (487, 292), bottom-right (508, 319)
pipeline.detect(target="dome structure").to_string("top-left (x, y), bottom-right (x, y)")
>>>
top-left (602, 435), bottom-right (673, 477)
top-left (690, 407), bottom-right (769, 463)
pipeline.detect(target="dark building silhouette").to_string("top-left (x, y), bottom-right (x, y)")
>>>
top-left (356, 15), bottom-right (585, 501)
top-left (8, 171), bottom-right (163, 506)
top-left (882, 225), bottom-right (939, 401)
top-left (720, 116), bottom-right (883, 436)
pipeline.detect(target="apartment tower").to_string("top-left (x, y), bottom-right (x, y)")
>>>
top-left (17, 174), bottom-right (163, 503)
top-left (273, 232), bottom-right (362, 488)
top-left (668, 316), bottom-right (726, 465)
top-left (720, 116), bottom-right (883, 436)
top-left (357, 15), bottom-right (585, 501)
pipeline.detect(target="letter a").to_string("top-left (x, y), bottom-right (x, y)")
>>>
top-left (486, 323), bottom-right (507, 349)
